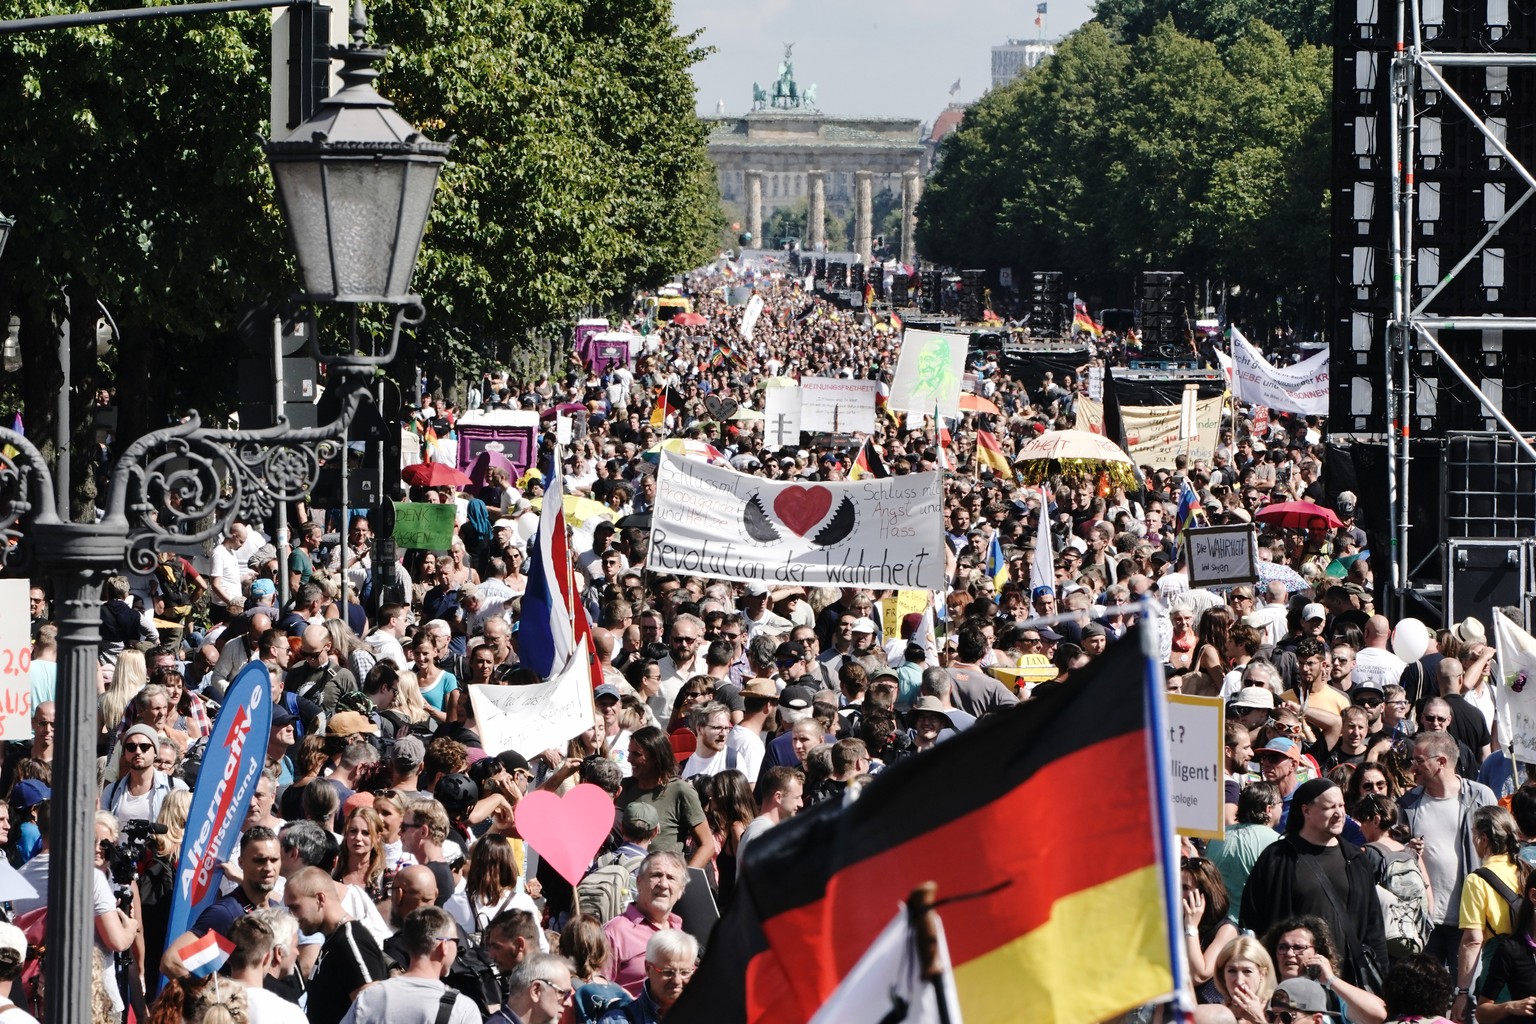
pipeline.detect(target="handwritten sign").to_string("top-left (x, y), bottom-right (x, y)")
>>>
top-left (801, 377), bottom-right (878, 434)
top-left (1166, 693), bottom-right (1225, 839)
top-left (1184, 525), bottom-right (1259, 588)
top-left (880, 590), bottom-right (929, 640)
top-left (469, 640), bottom-right (597, 757)
top-left (0, 580), bottom-right (29, 740)
top-left (391, 502), bottom-right (457, 551)
top-left (762, 387), bottom-right (802, 450)
top-left (648, 452), bottom-right (945, 589)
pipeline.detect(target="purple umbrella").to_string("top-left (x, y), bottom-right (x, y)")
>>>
top-left (1257, 560), bottom-right (1309, 593)
top-left (466, 449), bottom-right (517, 489)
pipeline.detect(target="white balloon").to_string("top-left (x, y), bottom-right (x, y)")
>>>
top-left (1392, 618), bottom-right (1430, 663)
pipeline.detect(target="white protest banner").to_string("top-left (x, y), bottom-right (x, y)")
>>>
top-left (1494, 609), bottom-right (1536, 762)
top-left (1122, 393), bottom-right (1223, 465)
top-left (649, 452), bottom-right (945, 589)
top-left (469, 639), bottom-right (597, 758)
top-left (762, 387), bottom-right (802, 449)
top-left (888, 329), bottom-right (968, 419)
top-left (801, 377), bottom-right (878, 434)
top-left (0, 580), bottom-right (29, 740)
top-left (1184, 526), bottom-right (1259, 589)
top-left (1087, 365), bottom-right (1104, 401)
top-left (1075, 396), bottom-right (1104, 433)
top-left (739, 294), bottom-right (766, 341)
top-left (1166, 693), bottom-right (1225, 839)
top-left (1228, 327), bottom-right (1329, 416)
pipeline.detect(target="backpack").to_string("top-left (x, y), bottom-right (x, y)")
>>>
top-left (1373, 844), bottom-right (1431, 958)
top-left (576, 850), bottom-right (646, 924)
top-left (1473, 865), bottom-right (1525, 929)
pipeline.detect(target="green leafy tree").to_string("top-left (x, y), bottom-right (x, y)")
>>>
top-left (1094, 0), bottom-right (1330, 48)
top-left (916, 19), bottom-right (1330, 323)
top-left (0, 0), bottom-right (722, 509)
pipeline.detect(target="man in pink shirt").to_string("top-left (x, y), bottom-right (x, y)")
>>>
top-left (601, 850), bottom-right (687, 995)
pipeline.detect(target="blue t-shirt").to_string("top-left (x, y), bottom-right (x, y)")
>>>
top-left (421, 671), bottom-right (459, 711)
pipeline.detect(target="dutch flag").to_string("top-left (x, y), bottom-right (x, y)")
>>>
top-left (179, 930), bottom-right (234, 979)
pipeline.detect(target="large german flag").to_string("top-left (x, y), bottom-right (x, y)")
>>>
top-left (670, 627), bottom-right (1174, 1024)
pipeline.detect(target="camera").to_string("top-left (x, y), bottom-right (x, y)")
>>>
top-left (101, 819), bottom-right (168, 890)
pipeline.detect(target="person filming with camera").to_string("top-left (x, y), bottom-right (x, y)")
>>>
top-left (101, 724), bottom-right (187, 825)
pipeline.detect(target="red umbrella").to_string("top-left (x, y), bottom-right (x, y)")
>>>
top-left (401, 462), bottom-right (473, 489)
top-left (672, 311), bottom-right (707, 327)
top-left (1254, 500), bottom-right (1341, 530)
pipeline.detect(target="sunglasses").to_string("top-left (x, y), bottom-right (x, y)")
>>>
top-left (124, 743), bottom-right (155, 753)
top-left (1266, 1012), bottom-right (1305, 1024)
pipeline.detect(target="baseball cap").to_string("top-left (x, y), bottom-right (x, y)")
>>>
top-left (250, 578), bottom-right (276, 599)
top-left (774, 641), bottom-right (806, 665)
top-left (745, 580), bottom-right (770, 597)
top-left (1351, 684), bottom-right (1385, 705)
top-left (434, 773), bottom-right (480, 815)
top-left (622, 802), bottom-right (661, 831)
top-left (270, 707), bottom-right (297, 729)
top-left (1269, 977), bottom-right (1335, 1016)
top-left (492, 518), bottom-right (516, 531)
top-left (1031, 586), bottom-right (1054, 600)
top-left (869, 667), bottom-right (899, 682)
top-left (326, 711), bottom-right (380, 737)
top-left (0, 923), bottom-right (24, 959)
top-left (1256, 737), bottom-right (1303, 764)
top-left (594, 683), bottom-right (622, 703)
top-left (13, 780), bottom-right (48, 810)
top-left (1229, 686), bottom-right (1277, 711)
top-left (778, 685), bottom-right (815, 711)
top-left (1080, 622), bottom-right (1107, 640)
top-left (392, 734), bottom-right (426, 767)
top-left (496, 750), bottom-right (532, 776)
top-left (850, 617), bottom-right (876, 635)
top-left (1036, 626), bottom-right (1064, 642)
top-left (1301, 603), bottom-right (1327, 623)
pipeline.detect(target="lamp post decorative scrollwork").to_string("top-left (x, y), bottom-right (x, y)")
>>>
top-left (0, 5), bottom-right (450, 1023)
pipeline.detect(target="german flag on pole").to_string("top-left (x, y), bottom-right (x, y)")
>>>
top-left (848, 439), bottom-right (887, 481)
top-left (669, 626), bottom-right (1182, 1024)
top-left (974, 429), bottom-right (1012, 478)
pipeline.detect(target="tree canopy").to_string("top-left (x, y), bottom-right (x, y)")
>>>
top-left (915, 20), bottom-right (1329, 313)
top-left (0, 0), bottom-right (720, 479)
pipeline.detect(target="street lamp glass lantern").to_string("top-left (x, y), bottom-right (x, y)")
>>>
top-left (0, 214), bottom-right (14, 262)
top-left (264, 7), bottom-right (450, 305)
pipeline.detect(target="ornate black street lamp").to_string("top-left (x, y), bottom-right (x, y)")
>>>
top-left (0, 6), bottom-right (449, 1023)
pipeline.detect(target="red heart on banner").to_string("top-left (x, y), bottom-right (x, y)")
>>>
top-left (514, 783), bottom-right (614, 885)
top-left (773, 485), bottom-right (833, 536)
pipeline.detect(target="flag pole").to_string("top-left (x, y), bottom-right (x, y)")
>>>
top-left (906, 882), bottom-right (956, 1024)
top-left (1142, 618), bottom-right (1194, 1022)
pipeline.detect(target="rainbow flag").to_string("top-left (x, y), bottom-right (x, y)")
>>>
top-left (669, 626), bottom-right (1179, 1024)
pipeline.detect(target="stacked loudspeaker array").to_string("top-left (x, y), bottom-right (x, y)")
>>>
top-left (959, 269), bottom-right (985, 322)
top-left (1330, 0), bottom-right (1536, 433)
top-left (1030, 271), bottom-right (1064, 335)
top-left (1138, 270), bottom-right (1189, 360)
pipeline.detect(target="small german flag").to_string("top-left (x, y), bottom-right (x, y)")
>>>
top-left (848, 439), bottom-right (887, 481)
top-left (974, 429), bottom-right (1012, 478)
top-left (669, 628), bottom-right (1177, 1024)
top-left (649, 385), bottom-right (681, 428)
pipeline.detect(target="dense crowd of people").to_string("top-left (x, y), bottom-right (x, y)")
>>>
top-left (3, 261), bottom-right (1512, 1024)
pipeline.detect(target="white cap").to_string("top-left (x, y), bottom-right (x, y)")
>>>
top-left (1302, 603), bottom-right (1327, 622)
top-left (745, 580), bottom-right (770, 596)
top-left (850, 617), bottom-right (877, 634)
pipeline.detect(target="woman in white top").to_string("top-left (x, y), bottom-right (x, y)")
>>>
top-left (445, 835), bottom-right (544, 946)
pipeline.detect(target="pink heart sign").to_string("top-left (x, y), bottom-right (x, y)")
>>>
top-left (773, 485), bottom-right (832, 536)
top-left (515, 783), bottom-right (615, 885)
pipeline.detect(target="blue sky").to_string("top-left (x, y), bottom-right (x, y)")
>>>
top-left (673, 0), bottom-right (1098, 123)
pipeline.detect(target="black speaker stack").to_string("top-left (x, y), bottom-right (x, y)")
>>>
top-left (1330, 0), bottom-right (1536, 433)
top-left (1138, 270), bottom-right (1189, 360)
top-left (1030, 271), bottom-right (1064, 335)
top-left (959, 269), bottom-right (985, 322)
